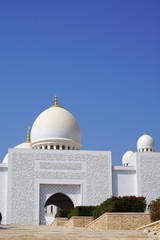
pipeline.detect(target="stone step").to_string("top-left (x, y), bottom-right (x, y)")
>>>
top-left (0, 225), bottom-right (151, 240)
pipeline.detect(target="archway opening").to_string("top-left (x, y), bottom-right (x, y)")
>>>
top-left (44, 192), bottom-right (74, 225)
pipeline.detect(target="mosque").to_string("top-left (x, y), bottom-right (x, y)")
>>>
top-left (0, 96), bottom-right (160, 225)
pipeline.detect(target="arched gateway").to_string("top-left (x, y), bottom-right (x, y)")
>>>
top-left (39, 184), bottom-right (81, 224)
top-left (44, 193), bottom-right (74, 224)
top-left (45, 192), bottom-right (74, 209)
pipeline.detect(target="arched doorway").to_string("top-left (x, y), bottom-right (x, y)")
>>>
top-left (45, 192), bottom-right (74, 209)
top-left (39, 184), bottom-right (81, 225)
top-left (44, 193), bottom-right (74, 225)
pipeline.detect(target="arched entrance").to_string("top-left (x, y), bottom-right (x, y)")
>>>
top-left (45, 192), bottom-right (74, 209)
top-left (39, 184), bottom-right (81, 224)
top-left (44, 193), bottom-right (74, 224)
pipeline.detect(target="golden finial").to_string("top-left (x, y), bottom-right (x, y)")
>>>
top-left (54, 95), bottom-right (58, 106)
top-left (144, 130), bottom-right (147, 135)
top-left (51, 95), bottom-right (62, 108)
top-left (128, 147), bottom-right (131, 151)
top-left (26, 127), bottom-right (30, 143)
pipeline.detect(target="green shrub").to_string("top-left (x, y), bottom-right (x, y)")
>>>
top-left (55, 196), bottom-right (146, 220)
top-left (55, 208), bottom-right (71, 218)
top-left (68, 206), bottom-right (96, 219)
top-left (93, 196), bottom-right (146, 219)
top-left (148, 197), bottom-right (160, 222)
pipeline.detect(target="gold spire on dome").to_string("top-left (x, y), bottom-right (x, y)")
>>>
top-left (51, 95), bottom-right (62, 108)
top-left (54, 95), bottom-right (58, 106)
top-left (26, 127), bottom-right (31, 143)
top-left (144, 130), bottom-right (147, 135)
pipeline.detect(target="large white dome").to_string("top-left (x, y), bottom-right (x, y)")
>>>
top-left (137, 132), bottom-right (155, 152)
top-left (30, 97), bottom-right (81, 150)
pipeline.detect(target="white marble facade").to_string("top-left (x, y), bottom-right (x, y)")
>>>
top-left (0, 97), bottom-right (160, 225)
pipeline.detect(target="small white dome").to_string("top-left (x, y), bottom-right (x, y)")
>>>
top-left (15, 142), bottom-right (31, 149)
top-left (2, 153), bottom-right (9, 164)
top-left (2, 142), bottom-right (30, 163)
top-left (30, 97), bottom-right (81, 150)
top-left (137, 133), bottom-right (155, 152)
top-left (122, 149), bottom-right (134, 166)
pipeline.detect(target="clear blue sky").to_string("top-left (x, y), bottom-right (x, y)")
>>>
top-left (0, 0), bottom-right (160, 165)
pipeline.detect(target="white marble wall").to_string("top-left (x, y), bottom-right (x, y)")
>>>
top-left (112, 166), bottom-right (136, 196)
top-left (136, 152), bottom-right (160, 204)
top-left (7, 151), bottom-right (35, 224)
top-left (7, 149), bottom-right (112, 224)
top-left (4, 148), bottom-right (160, 225)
